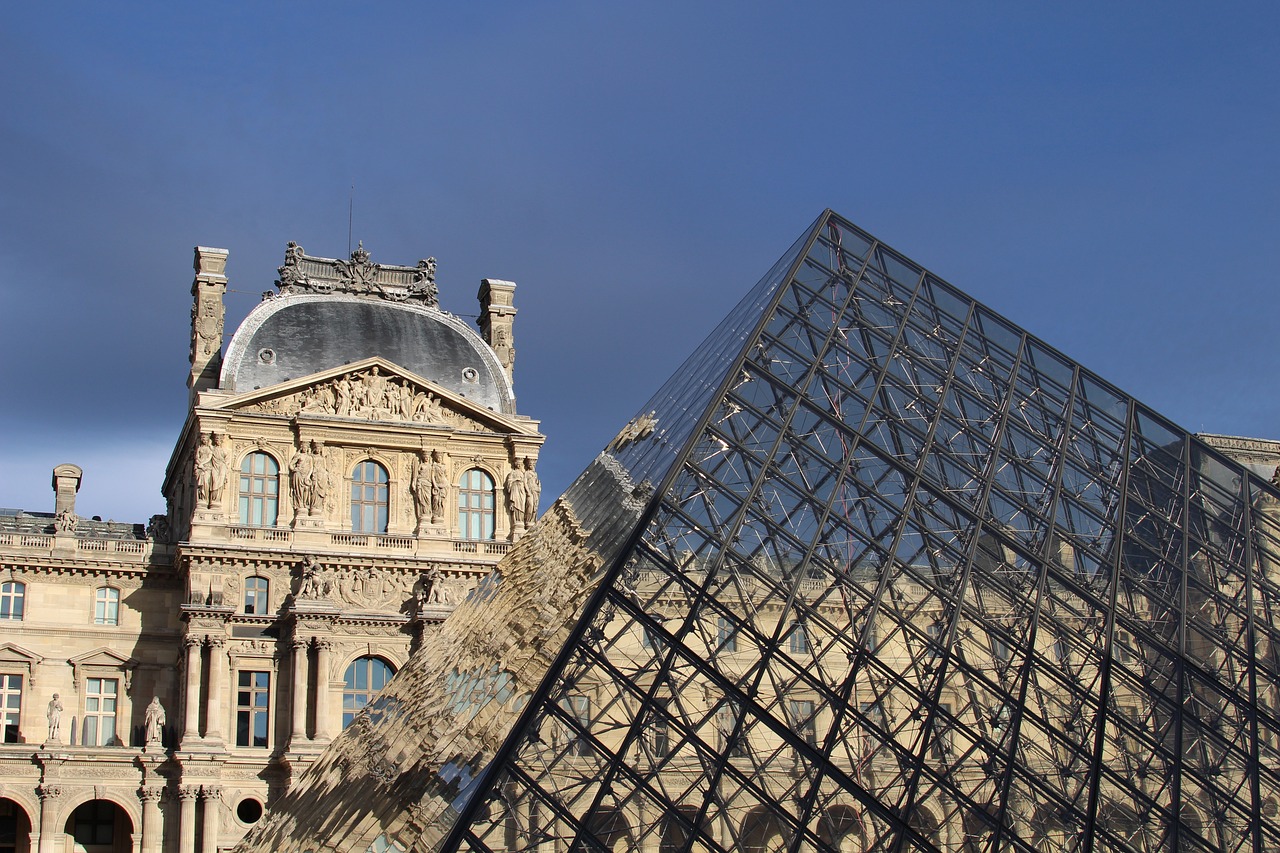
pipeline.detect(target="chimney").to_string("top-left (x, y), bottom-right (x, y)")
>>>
top-left (477, 278), bottom-right (517, 386)
top-left (189, 246), bottom-right (229, 400)
top-left (51, 463), bottom-right (83, 517)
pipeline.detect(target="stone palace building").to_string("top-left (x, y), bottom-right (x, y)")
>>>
top-left (0, 242), bottom-right (544, 853)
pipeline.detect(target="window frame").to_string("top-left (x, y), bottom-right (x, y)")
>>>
top-left (0, 674), bottom-right (20, 744)
top-left (94, 586), bottom-right (120, 626)
top-left (350, 460), bottom-right (390, 534)
top-left (457, 468), bottom-right (496, 540)
top-left (82, 676), bottom-right (119, 747)
top-left (243, 576), bottom-right (270, 616)
top-left (236, 670), bottom-right (271, 748)
top-left (342, 656), bottom-right (396, 729)
top-left (0, 582), bottom-right (25, 621)
top-left (238, 452), bottom-right (280, 528)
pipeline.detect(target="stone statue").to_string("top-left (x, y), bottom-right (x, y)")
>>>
top-left (505, 464), bottom-right (528, 531)
top-left (410, 451), bottom-right (433, 531)
top-left (210, 433), bottom-right (230, 500)
top-left (54, 507), bottom-right (77, 534)
top-left (144, 697), bottom-right (166, 744)
top-left (307, 440), bottom-right (329, 514)
top-left (429, 450), bottom-right (449, 524)
top-left (194, 433), bottom-right (215, 508)
top-left (522, 457), bottom-right (541, 524)
top-left (46, 694), bottom-right (63, 742)
top-left (424, 567), bottom-right (450, 605)
top-left (289, 442), bottom-right (314, 516)
top-left (298, 556), bottom-right (328, 600)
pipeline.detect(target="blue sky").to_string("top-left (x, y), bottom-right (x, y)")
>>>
top-left (2, 3), bottom-right (1278, 522)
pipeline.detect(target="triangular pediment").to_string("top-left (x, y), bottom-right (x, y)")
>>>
top-left (0, 643), bottom-right (42, 668)
top-left (213, 357), bottom-right (536, 435)
top-left (68, 648), bottom-right (136, 670)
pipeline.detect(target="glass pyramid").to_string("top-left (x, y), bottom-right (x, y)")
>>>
top-left (239, 211), bottom-right (1280, 853)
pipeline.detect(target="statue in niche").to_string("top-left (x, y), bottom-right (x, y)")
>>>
top-left (210, 433), bottom-right (230, 500)
top-left (144, 697), bottom-right (166, 744)
top-left (522, 457), bottom-right (541, 524)
top-left (411, 451), bottom-right (433, 532)
top-left (430, 450), bottom-right (450, 523)
top-left (194, 432), bottom-right (216, 508)
top-left (307, 440), bottom-right (330, 515)
top-left (505, 464), bottom-right (528, 531)
top-left (289, 442), bottom-right (315, 516)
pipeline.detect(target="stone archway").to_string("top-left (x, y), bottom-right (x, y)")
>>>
top-left (0, 798), bottom-right (32, 853)
top-left (63, 800), bottom-right (133, 853)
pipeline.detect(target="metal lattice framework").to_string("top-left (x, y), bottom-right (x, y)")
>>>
top-left (439, 211), bottom-right (1280, 853)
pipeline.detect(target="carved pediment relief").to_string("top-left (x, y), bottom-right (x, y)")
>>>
top-left (216, 358), bottom-right (533, 436)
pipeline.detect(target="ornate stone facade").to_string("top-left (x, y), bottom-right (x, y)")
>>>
top-left (0, 241), bottom-right (543, 853)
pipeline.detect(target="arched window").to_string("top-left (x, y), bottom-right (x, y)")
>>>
top-left (0, 583), bottom-right (24, 621)
top-left (238, 453), bottom-right (280, 527)
top-left (342, 656), bottom-right (395, 729)
top-left (458, 468), bottom-right (495, 540)
top-left (243, 577), bottom-right (269, 615)
top-left (94, 587), bottom-right (120, 625)
top-left (350, 461), bottom-right (389, 533)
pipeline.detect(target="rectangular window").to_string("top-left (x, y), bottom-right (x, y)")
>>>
top-left (790, 699), bottom-right (817, 747)
top-left (244, 577), bottom-right (269, 615)
top-left (926, 621), bottom-right (944, 659)
top-left (991, 634), bottom-right (1011, 663)
top-left (651, 698), bottom-right (671, 757)
top-left (560, 694), bottom-right (590, 756)
top-left (0, 675), bottom-right (20, 743)
top-left (860, 701), bottom-right (884, 753)
top-left (0, 583), bottom-right (24, 621)
top-left (788, 621), bottom-right (809, 654)
top-left (94, 587), bottom-right (120, 626)
top-left (718, 701), bottom-right (748, 757)
top-left (717, 617), bottom-right (737, 652)
top-left (933, 701), bottom-right (953, 759)
top-left (83, 678), bottom-right (118, 746)
top-left (237, 671), bottom-right (271, 748)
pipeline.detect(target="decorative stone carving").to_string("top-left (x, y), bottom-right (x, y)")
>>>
top-left (290, 440), bottom-right (332, 520)
top-left (505, 465), bottom-right (527, 535)
top-left (140, 786), bottom-right (164, 804)
top-left (411, 450), bottom-right (450, 532)
top-left (178, 785), bottom-right (201, 802)
top-left (194, 432), bottom-right (227, 509)
top-left (36, 784), bottom-right (61, 801)
top-left (144, 697), bottom-right (166, 744)
top-left (274, 241), bottom-right (439, 307)
top-left (146, 514), bottom-right (171, 542)
top-left (293, 558), bottom-right (414, 611)
top-left (45, 693), bottom-right (63, 743)
top-left (246, 367), bottom-right (458, 427)
top-left (522, 457), bottom-right (540, 525)
top-left (53, 507), bottom-right (77, 534)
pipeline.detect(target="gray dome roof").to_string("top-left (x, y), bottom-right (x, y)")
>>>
top-left (221, 293), bottom-right (514, 413)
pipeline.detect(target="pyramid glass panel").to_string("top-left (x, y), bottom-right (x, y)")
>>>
top-left (238, 211), bottom-right (1280, 853)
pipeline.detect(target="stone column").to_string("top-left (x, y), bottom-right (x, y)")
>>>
top-left (182, 636), bottom-right (203, 744)
top-left (314, 639), bottom-right (333, 741)
top-left (290, 638), bottom-right (309, 745)
top-left (200, 787), bottom-right (221, 853)
top-left (35, 785), bottom-right (61, 853)
top-left (205, 637), bottom-right (227, 743)
top-left (140, 787), bottom-right (164, 853)
top-left (178, 785), bottom-right (200, 853)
